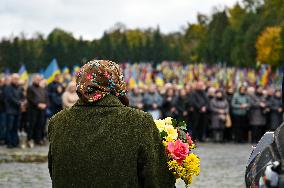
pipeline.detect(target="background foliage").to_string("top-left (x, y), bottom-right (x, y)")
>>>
top-left (1, 0), bottom-right (284, 72)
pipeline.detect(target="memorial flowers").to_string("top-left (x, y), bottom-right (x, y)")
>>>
top-left (154, 117), bottom-right (200, 186)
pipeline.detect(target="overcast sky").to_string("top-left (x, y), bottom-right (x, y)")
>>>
top-left (0, 0), bottom-right (238, 40)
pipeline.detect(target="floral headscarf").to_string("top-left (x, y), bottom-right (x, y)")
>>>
top-left (76, 60), bottom-right (127, 103)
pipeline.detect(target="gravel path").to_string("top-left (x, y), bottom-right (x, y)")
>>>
top-left (0, 143), bottom-right (252, 188)
top-left (191, 143), bottom-right (251, 188)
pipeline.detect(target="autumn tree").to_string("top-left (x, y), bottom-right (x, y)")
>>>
top-left (256, 26), bottom-right (283, 68)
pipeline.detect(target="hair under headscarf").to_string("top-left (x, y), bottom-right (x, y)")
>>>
top-left (76, 60), bottom-right (128, 105)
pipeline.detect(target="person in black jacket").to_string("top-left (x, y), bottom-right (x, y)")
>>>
top-left (162, 87), bottom-right (178, 119)
top-left (175, 88), bottom-right (189, 121)
top-left (224, 86), bottom-right (234, 142)
top-left (4, 74), bottom-right (23, 148)
top-left (27, 75), bottom-right (49, 146)
top-left (0, 78), bottom-right (7, 144)
top-left (191, 81), bottom-right (210, 141)
top-left (268, 89), bottom-right (283, 131)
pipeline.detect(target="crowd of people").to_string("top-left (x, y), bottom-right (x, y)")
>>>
top-left (0, 74), bottom-right (78, 148)
top-left (0, 62), bottom-right (283, 148)
top-left (129, 81), bottom-right (283, 143)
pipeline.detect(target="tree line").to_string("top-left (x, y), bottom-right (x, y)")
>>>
top-left (0, 0), bottom-right (284, 72)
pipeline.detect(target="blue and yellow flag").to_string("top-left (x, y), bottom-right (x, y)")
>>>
top-left (44, 58), bottom-right (60, 84)
top-left (260, 64), bottom-right (271, 86)
top-left (155, 72), bottom-right (164, 87)
top-left (128, 77), bottom-right (137, 89)
top-left (18, 65), bottom-right (29, 81)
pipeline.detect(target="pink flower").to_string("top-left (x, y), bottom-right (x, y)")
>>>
top-left (92, 93), bottom-right (102, 101)
top-left (104, 71), bottom-right (111, 79)
top-left (167, 139), bottom-right (189, 164)
top-left (87, 74), bottom-right (93, 80)
top-left (186, 133), bottom-right (193, 146)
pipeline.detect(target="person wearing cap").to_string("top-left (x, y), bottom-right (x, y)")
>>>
top-left (48, 60), bottom-right (175, 188)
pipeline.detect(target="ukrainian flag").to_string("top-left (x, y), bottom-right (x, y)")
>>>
top-left (260, 64), bottom-right (271, 86)
top-left (44, 58), bottom-right (60, 84)
top-left (18, 65), bottom-right (29, 81)
top-left (155, 72), bottom-right (164, 87)
top-left (128, 77), bottom-right (137, 89)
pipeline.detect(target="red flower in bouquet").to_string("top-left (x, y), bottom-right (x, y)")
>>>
top-left (186, 133), bottom-right (193, 146)
top-left (167, 139), bottom-right (189, 164)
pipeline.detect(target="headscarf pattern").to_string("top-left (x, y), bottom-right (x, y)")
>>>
top-left (76, 60), bottom-right (127, 103)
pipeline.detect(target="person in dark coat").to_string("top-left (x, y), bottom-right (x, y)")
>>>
top-left (162, 88), bottom-right (178, 119)
top-left (268, 89), bottom-right (283, 130)
top-left (248, 86), bottom-right (268, 143)
top-left (175, 88), bottom-right (189, 121)
top-left (185, 88), bottom-right (195, 134)
top-left (210, 90), bottom-right (229, 142)
top-left (191, 81), bottom-right (210, 142)
top-left (0, 78), bottom-right (7, 144)
top-left (27, 75), bottom-right (49, 146)
top-left (48, 60), bottom-right (175, 188)
top-left (48, 74), bottom-right (64, 115)
top-left (224, 86), bottom-right (234, 142)
top-left (4, 74), bottom-right (23, 148)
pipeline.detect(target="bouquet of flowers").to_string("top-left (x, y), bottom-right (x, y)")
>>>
top-left (154, 117), bottom-right (200, 187)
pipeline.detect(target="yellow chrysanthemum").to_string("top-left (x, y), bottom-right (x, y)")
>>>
top-left (189, 143), bottom-right (196, 150)
top-left (185, 175), bottom-right (193, 184)
top-left (154, 119), bottom-right (166, 132)
top-left (183, 153), bottom-right (200, 176)
top-left (176, 166), bottom-right (187, 177)
top-left (168, 160), bottom-right (179, 171)
top-left (164, 117), bottom-right (173, 125)
top-left (164, 124), bottom-right (178, 141)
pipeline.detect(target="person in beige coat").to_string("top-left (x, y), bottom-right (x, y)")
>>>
top-left (62, 81), bottom-right (78, 108)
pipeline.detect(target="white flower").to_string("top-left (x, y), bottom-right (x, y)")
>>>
top-left (175, 178), bottom-right (187, 188)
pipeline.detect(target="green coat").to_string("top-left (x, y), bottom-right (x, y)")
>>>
top-left (48, 94), bottom-right (175, 188)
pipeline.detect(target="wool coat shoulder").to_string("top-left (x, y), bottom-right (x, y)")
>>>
top-left (48, 94), bottom-right (175, 188)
